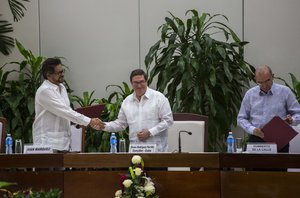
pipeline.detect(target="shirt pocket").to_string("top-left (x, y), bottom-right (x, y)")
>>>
top-left (46, 131), bottom-right (69, 150)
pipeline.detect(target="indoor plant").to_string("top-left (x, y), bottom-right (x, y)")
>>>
top-left (145, 10), bottom-right (255, 151)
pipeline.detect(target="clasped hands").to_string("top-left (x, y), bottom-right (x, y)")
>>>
top-left (253, 114), bottom-right (293, 138)
top-left (89, 118), bottom-right (105, 130)
top-left (137, 128), bottom-right (151, 141)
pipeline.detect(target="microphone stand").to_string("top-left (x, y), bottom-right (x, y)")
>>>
top-left (178, 130), bottom-right (192, 153)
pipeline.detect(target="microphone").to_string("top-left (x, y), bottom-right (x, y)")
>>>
top-left (178, 130), bottom-right (192, 153)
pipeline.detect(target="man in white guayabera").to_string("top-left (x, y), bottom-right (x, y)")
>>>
top-left (33, 58), bottom-right (104, 152)
top-left (102, 69), bottom-right (173, 152)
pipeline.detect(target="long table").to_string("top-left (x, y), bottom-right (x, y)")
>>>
top-left (1, 153), bottom-right (300, 198)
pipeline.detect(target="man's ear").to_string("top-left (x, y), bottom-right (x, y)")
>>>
top-left (46, 72), bottom-right (51, 79)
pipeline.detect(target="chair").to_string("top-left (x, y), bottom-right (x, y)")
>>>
top-left (168, 113), bottom-right (208, 152)
top-left (70, 125), bottom-right (86, 152)
top-left (0, 117), bottom-right (7, 153)
top-left (71, 104), bottom-right (105, 152)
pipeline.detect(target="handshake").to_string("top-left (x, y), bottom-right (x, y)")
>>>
top-left (89, 118), bottom-right (105, 130)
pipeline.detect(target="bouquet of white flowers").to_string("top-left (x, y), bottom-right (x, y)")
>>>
top-left (114, 155), bottom-right (159, 198)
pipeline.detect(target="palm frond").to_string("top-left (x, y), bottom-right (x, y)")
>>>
top-left (0, 17), bottom-right (14, 55)
top-left (8, 0), bottom-right (30, 22)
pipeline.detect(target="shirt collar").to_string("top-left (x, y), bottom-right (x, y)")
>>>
top-left (259, 83), bottom-right (275, 96)
top-left (45, 80), bottom-right (63, 92)
top-left (133, 87), bottom-right (150, 101)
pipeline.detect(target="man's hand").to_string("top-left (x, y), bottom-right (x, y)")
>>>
top-left (253, 128), bottom-right (264, 138)
top-left (89, 118), bottom-right (105, 130)
top-left (137, 129), bottom-right (151, 141)
top-left (284, 114), bottom-right (293, 125)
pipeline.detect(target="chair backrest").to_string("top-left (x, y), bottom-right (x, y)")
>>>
top-left (168, 113), bottom-right (208, 152)
top-left (70, 124), bottom-right (85, 152)
top-left (75, 104), bottom-right (105, 118)
top-left (72, 104), bottom-right (105, 152)
top-left (0, 117), bottom-right (7, 153)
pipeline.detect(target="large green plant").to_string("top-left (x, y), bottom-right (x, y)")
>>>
top-left (145, 10), bottom-right (255, 151)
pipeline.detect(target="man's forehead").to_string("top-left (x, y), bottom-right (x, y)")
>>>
top-left (132, 75), bottom-right (145, 80)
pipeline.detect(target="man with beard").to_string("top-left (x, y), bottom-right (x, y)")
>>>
top-left (32, 58), bottom-right (104, 152)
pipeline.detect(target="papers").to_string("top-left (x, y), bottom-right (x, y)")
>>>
top-left (262, 116), bottom-right (298, 151)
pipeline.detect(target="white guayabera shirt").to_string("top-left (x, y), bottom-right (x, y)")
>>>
top-left (104, 87), bottom-right (174, 152)
top-left (33, 80), bottom-right (90, 151)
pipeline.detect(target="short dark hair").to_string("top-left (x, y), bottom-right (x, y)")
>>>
top-left (130, 69), bottom-right (148, 82)
top-left (41, 58), bottom-right (62, 79)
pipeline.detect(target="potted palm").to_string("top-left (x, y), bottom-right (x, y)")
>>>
top-left (145, 10), bottom-right (255, 151)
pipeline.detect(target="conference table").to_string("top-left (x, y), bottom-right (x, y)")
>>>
top-left (1, 153), bottom-right (300, 198)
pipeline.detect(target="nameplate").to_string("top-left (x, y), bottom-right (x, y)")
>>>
top-left (246, 142), bottom-right (277, 153)
top-left (24, 145), bottom-right (53, 154)
top-left (129, 144), bottom-right (156, 153)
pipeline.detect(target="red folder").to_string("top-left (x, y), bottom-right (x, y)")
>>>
top-left (75, 104), bottom-right (105, 118)
top-left (262, 116), bottom-right (298, 151)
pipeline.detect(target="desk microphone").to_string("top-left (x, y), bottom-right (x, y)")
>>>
top-left (178, 130), bottom-right (192, 153)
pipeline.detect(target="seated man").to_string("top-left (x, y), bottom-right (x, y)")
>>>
top-left (237, 65), bottom-right (300, 153)
top-left (102, 69), bottom-right (173, 152)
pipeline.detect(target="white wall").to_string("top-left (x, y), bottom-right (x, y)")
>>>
top-left (244, 0), bottom-right (300, 84)
top-left (39, 0), bottom-right (139, 101)
top-left (1, 0), bottom-right (300, 105)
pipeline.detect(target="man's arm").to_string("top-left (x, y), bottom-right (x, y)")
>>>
top-left (147, 97), bottom-right (174, 137)
top-left (103, 106), bottom-right (128, 132)
top-left (237, 93), bottom-right (256, 135)
top-left (285, 89), bottom-right (300, 125)
top-left (38, 89), bottom-right (98, 127)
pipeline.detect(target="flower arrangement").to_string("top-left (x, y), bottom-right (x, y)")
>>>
top-left (115, 155), bottom-right (159, 198)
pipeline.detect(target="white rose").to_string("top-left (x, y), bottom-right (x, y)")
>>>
top-left (115, 190), bottom-right (122, 197)
top-left (131, 155), bottom-right (142, 164)
top-left (123, 179), bottom-right (133, 188)
top-left (134, 168), bottom-right (142, 176)
top-left (144, 184), bottom-right (155, 194)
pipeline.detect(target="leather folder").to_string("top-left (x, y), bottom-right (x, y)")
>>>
top-left (262, 116), bottom-right (298, 151)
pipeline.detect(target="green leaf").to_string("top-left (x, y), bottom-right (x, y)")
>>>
top-left (8, 0), bottom-right (30, 22)
top-left (209, 67), bottom-right (216, 86)
top-left (0, 181), bottom-right (17, 188)
top-left (216, 46), bottom-right (226, 59)
top-left (0, 18), bottom-right (14, 55)
top-left (223, 62), bottom-right (233, 82)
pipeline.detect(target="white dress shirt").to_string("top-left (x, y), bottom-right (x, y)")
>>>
top-left (104, 87), bottom-right (174, 152)
top-left (33, 80), bottom-right (91, 151)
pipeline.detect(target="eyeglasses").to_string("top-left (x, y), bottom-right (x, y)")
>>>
top-left (256, 78), bottom-right (271, 85)
top-left (54, 69), bottom-right (65, 75)
top-left (132, 80), bottom-right (146, 86)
